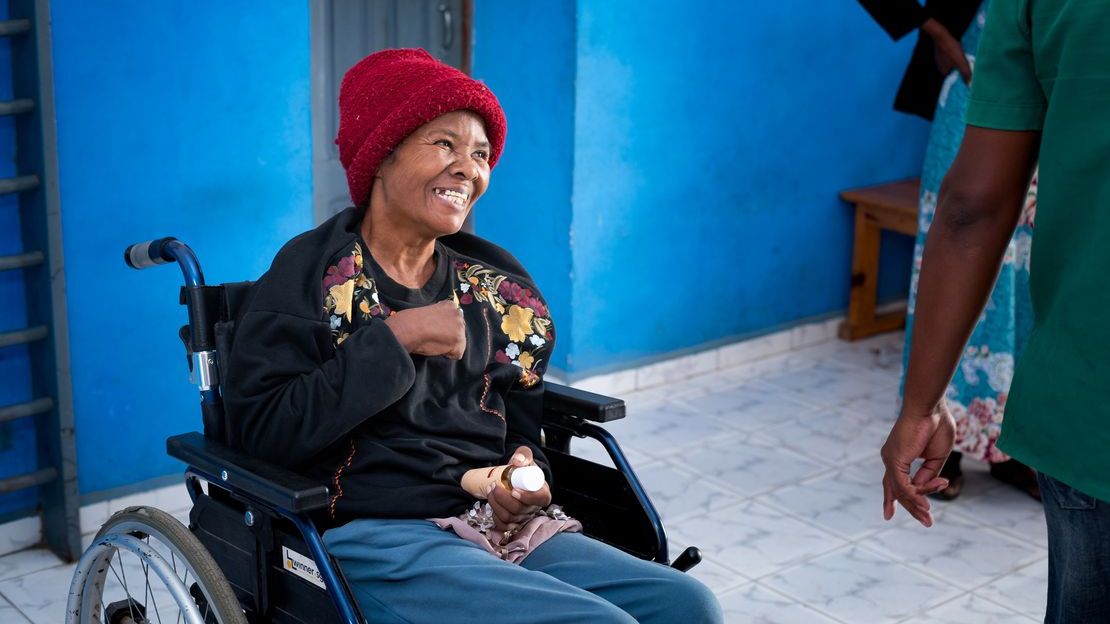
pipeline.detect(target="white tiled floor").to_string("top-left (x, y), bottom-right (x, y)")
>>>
top-left (0, 332), bottom-right (1047, 623)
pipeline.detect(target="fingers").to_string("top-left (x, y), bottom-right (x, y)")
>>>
top-left (884, 467), bottom-right (935, 528)
top-left (883, 477), bottom-right (895, 521)
top-left (445, 340), bottom-right (466, 360)
top-left (897, 477), bottom-right (933, 524)
top-left (942, 42), bottom-right (972, 84)
top-left (955, 53), bottom-right (973, 84)
top-left (487, 484), bottom-right (536, 530)
top-left (488, 483), bottom-right (527, 517)
top-left (448, 307), bottom-right (467, 359)
top-left (915, 477), bottom-right (949, 496)
top-left (486, 486), bottom-right (518, 528)
top-left (510, 446), bottom-right (533, 466)
top-left (513, 487), bottom-right (550, 508)
top-left (936, 55), bottom-right (955, 76)
top-left (911, 455), bottom-right (946, 489)
top-left (387, 302), bottom-right (466, 357)
top-left (911, 453), bottom-right (951, 498)
top-left (406, 300), bottom-right (466, 359)
top-left (880, 413), bottom-right (953, 529)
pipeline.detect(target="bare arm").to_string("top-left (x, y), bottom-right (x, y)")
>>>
top-left (882, 126), bottom-right (1038, 526)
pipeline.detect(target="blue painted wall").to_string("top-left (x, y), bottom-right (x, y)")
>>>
top-left (476, 1), bottom-right (928, 376)
top-left (471, 1), bottom-right (577, 371)
top-left (1, 1), bottom-right (928, 503)
top-left (48, 1), bottom-right (313, 497)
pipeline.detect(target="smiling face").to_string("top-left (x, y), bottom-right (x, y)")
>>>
top-left (367, 110), bottom-right (492, 241)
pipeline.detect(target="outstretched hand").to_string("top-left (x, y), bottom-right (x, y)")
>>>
top-left (880, 403), bottom-right (956, 527)
top-left (486, 446), bottom-right (551, 532)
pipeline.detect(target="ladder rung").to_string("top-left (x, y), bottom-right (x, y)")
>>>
top-left (0, 397), bottom-right (53, 423)
top-left (0, 251), bottom-right (44, 271)
top-left (0, 325), bottom-right (47, 348)
top-left (0, 98), bottom-right (33, 116)
top-left (0, 468), bottom-right (57, 494)
top-left (0, 175), bottom-right (39, 195)
top-left (0, 19), bottom-right (30, 37)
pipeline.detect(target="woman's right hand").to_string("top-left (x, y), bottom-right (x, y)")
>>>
top-left (922, 18), bottom-right (971, 84)
top-left (486, 447), bottom-right (551, 533)
top-left (383, 300), bottom-right (467, 359)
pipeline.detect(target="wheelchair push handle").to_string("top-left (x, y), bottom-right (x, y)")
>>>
top-left (123, 237), bottom-right (206, 287)
top-left (124, 237), bottom-right (177, 270)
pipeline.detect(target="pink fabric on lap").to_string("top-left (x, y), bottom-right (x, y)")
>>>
top-left (430, 504), bottom-right (582, 564)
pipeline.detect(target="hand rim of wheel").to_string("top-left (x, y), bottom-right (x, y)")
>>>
top-left (67, 530), bottom-right (206, 624)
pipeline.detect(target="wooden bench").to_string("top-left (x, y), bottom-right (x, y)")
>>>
top-left (838, 179), bottom-right (919, 341)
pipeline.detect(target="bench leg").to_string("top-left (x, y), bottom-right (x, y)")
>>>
top-left (838, 206), bottom-right (906, 341)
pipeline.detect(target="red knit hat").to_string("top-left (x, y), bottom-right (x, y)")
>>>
top-left (336, 48), bottom-right (507, 208)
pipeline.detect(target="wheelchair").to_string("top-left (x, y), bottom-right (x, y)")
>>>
top-left (66, 237), bottom-right (701, 623)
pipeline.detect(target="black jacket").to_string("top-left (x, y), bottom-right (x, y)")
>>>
top-left (859, 0), bottom-right (983, 119)
top-left (223, 207), bottom-right (554, 526)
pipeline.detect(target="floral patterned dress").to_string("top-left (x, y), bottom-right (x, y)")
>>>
top-left (901, 1), bottom-right (1038, 463)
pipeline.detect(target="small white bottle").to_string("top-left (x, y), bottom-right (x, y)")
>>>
top-left (500, 464), bottom-right (545, 492)
top-left (461, 464), bottom-right (546, 498)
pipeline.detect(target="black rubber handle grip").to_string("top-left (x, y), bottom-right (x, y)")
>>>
top-left (670, 546), bottom-right (702, 572)
top-left (124, 237), bottom-right (178, 269)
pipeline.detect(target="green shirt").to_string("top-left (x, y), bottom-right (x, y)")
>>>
top-left (967, 0), bottom-right (1110, 500)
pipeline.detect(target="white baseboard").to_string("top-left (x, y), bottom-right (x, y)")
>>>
top-left (570, 316), bottom-right (844, 396)
top-left (0, 482), bottom-right (194, 558)
top-left (0, 516), bottom-right (43, 558)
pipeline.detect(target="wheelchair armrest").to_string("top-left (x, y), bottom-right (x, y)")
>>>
top-left (543, 382), bottom-right (625, 423)
top-left (167, 432), bottom-right (330, 514)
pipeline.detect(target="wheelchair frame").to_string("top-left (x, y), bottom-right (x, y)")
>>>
top-left (88, 237), bottom-right (700, 623)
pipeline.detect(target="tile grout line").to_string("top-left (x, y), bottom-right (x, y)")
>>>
top-left (0, 588), bottom-right (34, 624)
top-left (620, 376), bottom-right (1047, 616)
top-left (850, 536), bottom-right (1046, 597)
top-left (688, 486), bottom-right (1003, 596)
top-left (744, 579), bottom-right (855, 624)
top-left (971, 588), bottom-right (1045, 622)
top-left (747, 541), bottom-right (963, 623)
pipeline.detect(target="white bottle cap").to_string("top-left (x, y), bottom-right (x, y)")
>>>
top-left (510, 465), bottom-right (545, 492)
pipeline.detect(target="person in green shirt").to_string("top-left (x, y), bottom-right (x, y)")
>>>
top-left (878, 1), bottom-right (1110, 621)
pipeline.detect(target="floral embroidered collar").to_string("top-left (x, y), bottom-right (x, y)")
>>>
top-left (320, 241), bottom-right (555, 390)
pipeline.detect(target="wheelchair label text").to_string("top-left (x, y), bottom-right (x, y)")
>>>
top-left (282, 545), bottom-right (327, 589)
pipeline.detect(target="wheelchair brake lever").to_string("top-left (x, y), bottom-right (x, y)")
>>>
top-left (670, 546), bottom-right (702, 572)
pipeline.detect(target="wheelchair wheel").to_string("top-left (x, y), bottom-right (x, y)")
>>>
top-left (67, 506), bottom-right (246, 624)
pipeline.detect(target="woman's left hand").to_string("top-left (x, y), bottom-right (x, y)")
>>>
top-left (486, 445), bottom-right (551, 532)
top-left (922, 18), bottom-right (971, 84)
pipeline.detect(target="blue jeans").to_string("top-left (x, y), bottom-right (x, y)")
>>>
top-left (323, 518), bottom-right (723, 624)
top-left (1038, 472), bottom-right (1110, 623)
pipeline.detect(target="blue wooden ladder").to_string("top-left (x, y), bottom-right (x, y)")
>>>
top-left (0, 0), bottom-right (80, 562)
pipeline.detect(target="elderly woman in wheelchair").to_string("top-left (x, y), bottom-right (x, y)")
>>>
top-left (68, 50), bottom-right (722, 624)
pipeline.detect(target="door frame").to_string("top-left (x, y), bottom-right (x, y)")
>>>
top-left (309, 0), bottom-right (474, 225)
